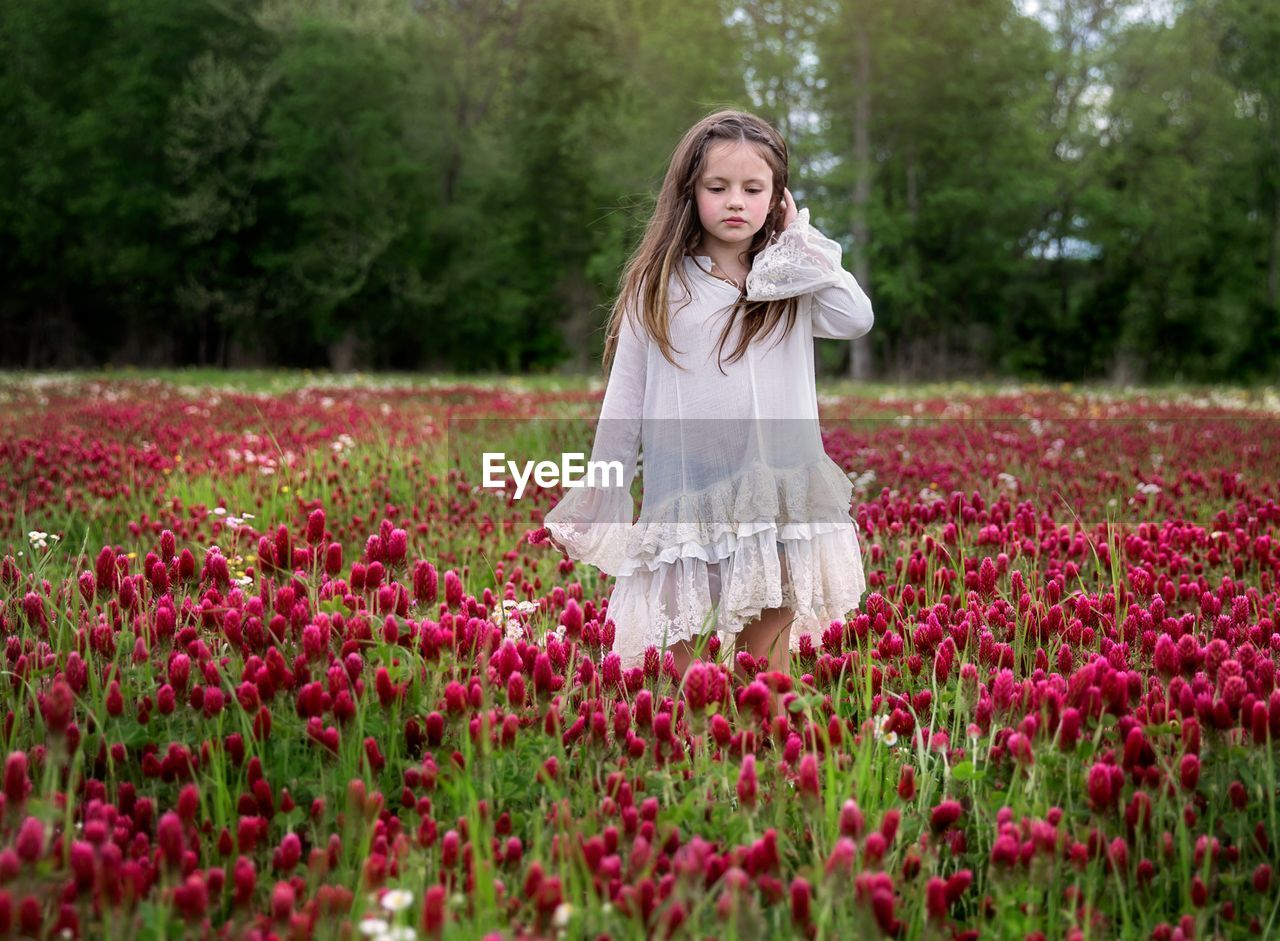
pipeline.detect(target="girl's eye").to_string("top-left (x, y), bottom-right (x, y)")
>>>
top-left (708, 188), bottom-right (764, 194)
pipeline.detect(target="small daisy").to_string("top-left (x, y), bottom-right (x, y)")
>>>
top-left (358, 918), bottom-right (389, 937)
top-left (552, 902), bottom-right (574, 928)
top-left (380, 889), bottom-right (414, 913)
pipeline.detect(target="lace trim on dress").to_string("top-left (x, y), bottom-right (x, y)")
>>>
top-left (745, 208), bottom-right (847, 302)
top-left (622, 457), bottom-right (854, 562)
top-left (616, 516), bottom-right (857, 574)
top-left (543, 484), bottom-right (633, 577)
top-left (606, 522), bottom-right (868, 668)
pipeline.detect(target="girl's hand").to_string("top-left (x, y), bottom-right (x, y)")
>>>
top-left (779, 187), bottom-right (798, 231)
top-left (547, 534), bottom-right (567, 555)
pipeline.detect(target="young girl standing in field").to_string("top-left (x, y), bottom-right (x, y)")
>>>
top-left (542, 109), bottom-right (874, 679)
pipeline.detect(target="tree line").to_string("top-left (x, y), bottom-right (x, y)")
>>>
top-left (2, 0), bottom-right (1276, 381)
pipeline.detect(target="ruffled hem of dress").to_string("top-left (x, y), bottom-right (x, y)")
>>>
top-left (616, 514), bottom-right (857, 573)
top-left (624, 458), bottom-right (853, 562)
top-left (543, 484), bottom-right (633, 576)
top-left (604, 520), bottom-right (867, 670)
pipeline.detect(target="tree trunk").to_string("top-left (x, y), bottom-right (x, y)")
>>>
top-left (328, 327), bottom-right (362, 372)
top-left (847, 23), bottom-right (874, 382)
top-left (1269, 163), bottom-right (1279, 310)
top-left (557, 268), bottom-right (597, 373)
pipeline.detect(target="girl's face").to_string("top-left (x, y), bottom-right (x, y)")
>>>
top-left (693, 141), bottom-right (777, 258)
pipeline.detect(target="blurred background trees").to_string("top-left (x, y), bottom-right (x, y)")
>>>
top-left (1, 0), bottom-right (1275, 381)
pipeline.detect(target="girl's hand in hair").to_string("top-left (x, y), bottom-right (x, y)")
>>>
top-left (779, 187), bottom-right (798, 231)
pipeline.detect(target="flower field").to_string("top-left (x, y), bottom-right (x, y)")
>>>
top-left (1, 375), bottom-right (1279, 940)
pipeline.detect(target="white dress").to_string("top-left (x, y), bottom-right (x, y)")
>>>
top-left (543, 208), bottom-right (874, 669)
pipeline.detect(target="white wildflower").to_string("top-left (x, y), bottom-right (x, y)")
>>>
top-left (848, 469), bottom-right (877, 492)
top-left (552, 903), bottom-right (574, 928)
top-left (872, 714), bottom-right (892, 742)
top-left (358, 919), bottom-right (389, 937)
top-left (380, 889), bottom-right (414, 912)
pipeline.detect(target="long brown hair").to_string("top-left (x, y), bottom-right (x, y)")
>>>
top-left (601, 109), bottom-right (800, 379)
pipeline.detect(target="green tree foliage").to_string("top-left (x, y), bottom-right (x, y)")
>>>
top-left (0, 0), bottom-right (1275, 380)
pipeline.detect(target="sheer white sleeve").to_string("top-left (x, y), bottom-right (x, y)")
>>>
top-left (542, 299), bottom-right (647, 576)
top-left (745, 207), bottom-right (874, 340)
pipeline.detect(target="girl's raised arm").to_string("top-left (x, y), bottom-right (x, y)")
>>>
top-left (542, 296), bottom-right (648, 575)
top-left (745, 208), bottom-right (874, 341)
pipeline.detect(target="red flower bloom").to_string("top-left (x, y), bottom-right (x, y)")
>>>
top-left (157, 811), bottom-right (184, 869)
top-left (306, 509), bottom-right (326, 544)
top-left (926, 876), bottom-right (948, 920)
top-left (3, 753), bottom-right (29, 807)
top-left (736, 755), bottom-right (758, 809)
top-left (897, 765), bottom-right (916, 800)
top-left (790, 877), bottom-right (812, 928)
top-left (269, 881), bottom-right (294, 921)
top-left (1180, 753), bottom-right (1201, 791)
top-left (1087, 763), bottom-right (1114, 811)
top-left (798, 754), bottom-right (820, 800)
top-left (14, 817), bottom-right (43, 864)
top-left (930, 800), bottom-right (963, 834)
top-left (1253, 864), bottom-right (1272, 893)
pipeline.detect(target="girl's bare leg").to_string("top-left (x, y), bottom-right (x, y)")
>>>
top-left (667, 638), bottom-right (699, 678)
top-left (734, 607), bottom-right (795, 684)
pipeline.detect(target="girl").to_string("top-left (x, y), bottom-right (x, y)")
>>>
top-left (542, 109), bottom-right (873, 681)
